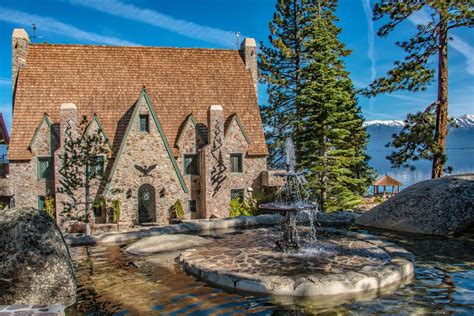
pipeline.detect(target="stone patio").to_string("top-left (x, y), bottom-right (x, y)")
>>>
top-left (178, 228), bottom-right (414, 297)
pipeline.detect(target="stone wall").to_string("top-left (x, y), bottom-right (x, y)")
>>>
top-left (9, 115), bottom-right (57, 209)
top-left (106, 96), bottom-right (188, 227)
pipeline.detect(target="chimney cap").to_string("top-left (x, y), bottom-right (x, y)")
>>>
top-left (60, 103), bottom-right (77, 110)
top-left (241, 38), bottom-right (256, 48)
top-left (12, 29), bottom-right (30, 40)
top-left (209, 105), bottom-right (223, 111)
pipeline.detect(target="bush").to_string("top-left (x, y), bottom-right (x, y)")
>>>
top-left (170, 200), bottom-right (185, 219)
top-left (44, 196), bottom-right (56, 219)
top-left (230, 197), bottom-right (256, 217)
top-left (111, 199), bottom-right (121, 223)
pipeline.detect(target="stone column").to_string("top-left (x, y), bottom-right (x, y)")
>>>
top-left (201, 105), bottom-right (229, 218)
top-left (12, 29), bottom-right (30, 93)
top-left (55, 103), bottom-right (78, 225)
top-left (240, 38), bottom-right (258, 97)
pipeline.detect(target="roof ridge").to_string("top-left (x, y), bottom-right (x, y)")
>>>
top-left (29, 43), bottom-right (239, 52)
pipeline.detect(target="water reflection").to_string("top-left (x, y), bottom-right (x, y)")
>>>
top-left (66, 228), bottom-right (474, 315)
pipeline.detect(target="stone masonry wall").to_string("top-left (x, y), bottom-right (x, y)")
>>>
top-left (10, 117), bottom-right (57, 209)
top-left (107, 97), bottom-right (188, 227)
top-left (175, 116), bottom-right (205, 219)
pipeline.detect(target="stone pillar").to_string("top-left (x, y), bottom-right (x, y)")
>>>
top-left (55, 103), bottom-right (78, 225)
top-left (12, 29), bottom-right (30, 93)
top-left (239, 38), bottom-right (258, 97)
top-left (201, 105), bottom-right (229, 218)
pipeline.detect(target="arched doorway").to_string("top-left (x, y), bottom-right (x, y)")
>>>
top-left (138, 184), bottom-right (156, 224)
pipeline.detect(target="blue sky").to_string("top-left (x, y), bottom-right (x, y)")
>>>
top-left (0, 0), bottom-right (472, 131)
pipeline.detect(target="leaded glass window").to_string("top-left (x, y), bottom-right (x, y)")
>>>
top-left (38, 196), bottom-right (45, 210)
top-left (88, 156), bottom-right (104, 178)
top-left (231, 189), bottom-right (245, 201)
top-left (139, 114), bottom-right (149, 132)
top-left (37, 157), bottom-right (53, 180)
top-left (184, 154), bottom-right (199, 175)
top-left (188, 200), bottom-right (197, 213)
top-left (230, 153), bottom-right (243, 173)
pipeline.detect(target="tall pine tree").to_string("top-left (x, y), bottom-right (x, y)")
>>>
top-left (259, 0), bottom-right (313, 167)
top-left (294, 0), bottom-right (373, 212)
top-left (363, 1), bottom-right (473, 178)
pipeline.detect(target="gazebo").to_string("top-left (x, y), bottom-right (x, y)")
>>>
top-left (373, 175), bottom-right (402, 197)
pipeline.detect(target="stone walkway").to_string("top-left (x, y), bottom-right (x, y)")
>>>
top-left (179, 228), bottom-right (414, 297)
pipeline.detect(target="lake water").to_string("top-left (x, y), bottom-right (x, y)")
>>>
top-left (368, 149), bottom-right (474, 188)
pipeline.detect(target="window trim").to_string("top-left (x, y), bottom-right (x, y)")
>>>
top-left (183, 153), bottom-right (199, 176)
top-left (139, 114), bottom-right (150, 133)
top-left (230, 153), bottom-right (244, 174)
top-left (37, 156), bottom-right (54, 180)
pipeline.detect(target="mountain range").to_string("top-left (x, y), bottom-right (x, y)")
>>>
top-left (365, 114), bottom-right (474, 151)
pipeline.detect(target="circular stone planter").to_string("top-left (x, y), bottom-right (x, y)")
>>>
top-left (178, 228), bottom-right (415, 297)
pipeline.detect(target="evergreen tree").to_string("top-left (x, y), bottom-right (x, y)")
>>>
top-left (259, 0), bottom-right (313, 167)
top-left (363, 1), bottom-right (473, 178)
top-left (294, 0), bottom-right (373, 212)
top-left (58, 116), bottom-right (110, 235)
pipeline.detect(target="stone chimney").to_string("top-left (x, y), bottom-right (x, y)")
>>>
top-left (201, 105), bottom-right (229, 218)
top-left (240, 38), bottom-right (258, 97)
top-left (59, 103), bottom-right (78, 145)
top-left (12, 29), bottom-right (30, 92)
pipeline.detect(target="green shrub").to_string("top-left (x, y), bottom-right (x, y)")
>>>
top-left (170, 200), bottom-right (185, 219)
top-left (111, 199), bottom-right (121, 223)
top-left (230, 197), bottom-right (255, 217)
top-left (44, 196), bottom-right (56, 219)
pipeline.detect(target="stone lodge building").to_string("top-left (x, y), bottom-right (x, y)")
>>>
top-left (8, 28), bottom-right (272, 227)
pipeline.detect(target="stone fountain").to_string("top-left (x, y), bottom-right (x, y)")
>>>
top-left (259, 138), bottom-right (317, 251)
top-left (178, 139), bottom-right (415, 299)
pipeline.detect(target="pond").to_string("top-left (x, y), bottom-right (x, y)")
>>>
top-left (66, 227), bottom-right (474, 315)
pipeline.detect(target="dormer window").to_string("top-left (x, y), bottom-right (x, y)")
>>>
top-left (139, 114), bottom-right (150, 132)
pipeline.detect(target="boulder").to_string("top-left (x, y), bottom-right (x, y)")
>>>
top-left (356, 174), bottom-right (474, 235)
top-left (126, 234), bottom-right (212, 255)
top-left (0, 207), bottom-right (77, 305)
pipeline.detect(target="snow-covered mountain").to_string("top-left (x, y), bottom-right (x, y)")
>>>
top-left (365, 114), bottom-right (474, 151)
top-left (364, 114), bottom-right (474, 128)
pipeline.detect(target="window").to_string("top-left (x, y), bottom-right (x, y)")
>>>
top-left (38, 196), bottom-right (45, 210)
top-left (230, 153), bottom-right (243, 173)
top-left (188, 200), bottom-right (197, 213)
top-left (88, 156), bottom-right (104, 178)
top-left (184, 154), bottom-right (199, 175)
top-left (231, 189), bottom-right (245, 201)
top-left (37, 157), bottom-right (53, 180)
top-left (139, 114), bottom-right (150, 132)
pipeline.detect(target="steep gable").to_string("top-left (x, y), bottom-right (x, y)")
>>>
top-left (107, 88), bottom-right (187, 193)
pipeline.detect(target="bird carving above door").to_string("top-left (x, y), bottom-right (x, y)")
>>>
top-left (134, 164), bottom-right (157, 177)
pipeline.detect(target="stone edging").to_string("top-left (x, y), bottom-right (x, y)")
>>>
top-left (65, 214), bottom-right (282, 246)
top-left (178, 228), bottom-right (415, 297)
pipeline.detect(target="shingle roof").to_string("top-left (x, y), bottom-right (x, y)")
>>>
top-left (9, 44), bottom-right (268, 160)
top-left (373, 175), bottom-right (402, 186)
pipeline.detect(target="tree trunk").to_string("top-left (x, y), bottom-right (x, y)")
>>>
top-left (432, 17), bottom-right (448, 179)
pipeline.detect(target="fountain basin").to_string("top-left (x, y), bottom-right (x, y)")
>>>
top-left (178, 227), bottom-right (414, 297)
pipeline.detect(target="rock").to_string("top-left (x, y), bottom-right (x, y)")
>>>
top-left (126, 234), bottom-right (212, 255)
top-left (356, 174), bottom-right (474, 235)
top-left (0, 207), bottom-right (77, 306)
top-left (317, 210), bottom-right (360, 227)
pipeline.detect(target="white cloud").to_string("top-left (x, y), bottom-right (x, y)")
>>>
top-left (0, 78), bottom-right (10, 86)
top-left (408, 9), bottom-right (474, 76)
top-left (388, 93), bottom-right (432, 103)
top-left (0, 7), bottom-right (138, 46)
top-left (68, 0), bottom-right (241, 48)
top-left (361, 0), bottom-right (376, 110)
